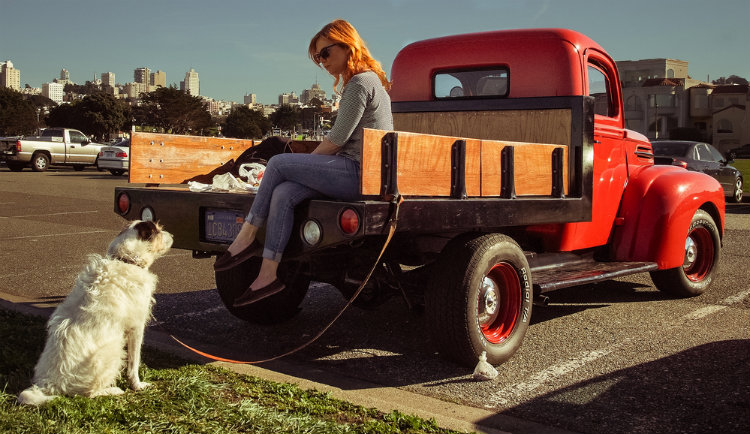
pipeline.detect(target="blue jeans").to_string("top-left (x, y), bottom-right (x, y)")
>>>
top-left (246, 153), bottom-right (361, 262)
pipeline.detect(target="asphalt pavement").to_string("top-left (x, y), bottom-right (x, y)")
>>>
top-left (1, 165), bottom-right (748, 434)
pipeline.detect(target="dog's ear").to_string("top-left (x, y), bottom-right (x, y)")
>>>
top-left (133, 221), bottom-right (159, 241)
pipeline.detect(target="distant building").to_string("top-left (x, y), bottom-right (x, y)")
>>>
top-left (618, 58), bottom-right (749, 152)
top-left (150, 70), bottom-right (166, 89)
top-left (244, 93), bottom-right (257, 105)
top-left (134, 67), bottom-right (150, 91)
top-left (125, 82), bottom-right (148, 99)
top-left (1, 60), bottom-right (21, 91)
top-left (278, 91), bottom-right (298, 105)
top-left (42, 82), bottom-right (64, 104)
top-left (183, 68), bottom-right (199, 96)
top-left (101, 72), bottom-right (116, 88)
top-left (301, 83), bottom-right (325, 105)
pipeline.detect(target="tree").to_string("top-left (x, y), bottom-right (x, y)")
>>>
top-left (136, 86), bottom-right (212, 135)
top-left (0, 88), bottom-right (38, 136)
top-left (222, 106), bottom-right (271, 139)
top-left (46, 92), bottom-right (130, 140)
top-left (712, 75), bottom-right (749, 86)
top-left (270, 104), bottom-right (301, 132)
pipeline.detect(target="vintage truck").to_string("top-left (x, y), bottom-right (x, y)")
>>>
top-left (1, 127), bottom-right (104, 171)
top-left (113, 29), bottom-right (725, 367)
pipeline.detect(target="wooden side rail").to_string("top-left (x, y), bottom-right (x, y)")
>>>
top-left (129, 132), bottom-right (256, 184)
top-left (361, 129), bottom-right (568, 198)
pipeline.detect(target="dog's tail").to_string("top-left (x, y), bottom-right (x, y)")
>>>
top-left (17, 385), bottom-right (57, 406)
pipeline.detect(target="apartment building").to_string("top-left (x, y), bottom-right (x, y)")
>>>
top-left (618, 58), bottom-right (749, 152)
top-left (1, 60), bottom-right (21, 90)
top-left (42, 82), bottom-right (64, 104)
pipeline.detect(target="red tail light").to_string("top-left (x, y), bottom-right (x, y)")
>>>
top-left (15, 140), bottom-right (21, 152)
top-left (117, 192), bottom-right (131, 214)
top-left (116, 151), bottom-right (128, 158)
top-left (339, 208), bottom-right (360, 235)
top-left (98, 151), bottom-right (104, 157)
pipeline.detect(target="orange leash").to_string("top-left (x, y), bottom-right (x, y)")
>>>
top-left (169, 196), bottom-right (403, 364)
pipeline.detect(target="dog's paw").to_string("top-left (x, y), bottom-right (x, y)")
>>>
top-left (132, 381), bottom-right (151, 391)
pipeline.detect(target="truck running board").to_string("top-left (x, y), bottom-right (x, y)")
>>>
top-left (531, 260), bottom-right (658, 293)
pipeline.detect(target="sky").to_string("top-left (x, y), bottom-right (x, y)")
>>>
top-left (2, 0), bottom-right (749, 105)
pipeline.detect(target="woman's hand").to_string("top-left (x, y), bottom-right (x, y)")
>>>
top-left (311, 138), bottom-right (341, 155)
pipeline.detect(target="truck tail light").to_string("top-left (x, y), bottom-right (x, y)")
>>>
top-left (117, 192), bottom-right (131, 214)
top-left (339, 208), bottom-right (360, 235)
top-left (15, 140), bottom-right (21, 152)
top-left (302, 220), bottom-right (322, 246)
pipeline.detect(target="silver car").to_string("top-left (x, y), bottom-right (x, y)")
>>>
top-left (97, 138), bottom-right (130, 176)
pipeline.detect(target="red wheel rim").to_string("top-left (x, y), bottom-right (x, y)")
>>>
top-left (478, 263), bottom-right (522, 344)
top-left (683, 226), bottom-right (714, 282)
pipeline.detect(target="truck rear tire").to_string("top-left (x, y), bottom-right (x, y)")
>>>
top-left (649, 209), bottom-right (720, 297)
top-left (215, 256), bottom-right (310, 324)
top-left (31, 153), bottom-right (50, 172)
top-left (426, 233), bottom-right (532, 367)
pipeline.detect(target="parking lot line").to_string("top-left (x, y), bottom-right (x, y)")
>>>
top-left (0, 210), bottom-right (99, 219)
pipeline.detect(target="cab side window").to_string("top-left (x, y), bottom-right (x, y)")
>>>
top-left (587, 65), bottom-right (612, 117)
top-left (69, 131), bottom-right (85, 143)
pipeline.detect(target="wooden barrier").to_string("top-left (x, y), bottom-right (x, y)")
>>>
top-left (129, 132), bottom-right (256, 184)
top-left (361, 129), bottom-right (568, 197)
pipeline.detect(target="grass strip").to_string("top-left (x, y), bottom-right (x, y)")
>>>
top-left (0, 308), bottom-right (470, 434)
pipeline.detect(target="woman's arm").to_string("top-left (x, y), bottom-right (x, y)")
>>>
top-left (311, 137), bottom-right (341, 155)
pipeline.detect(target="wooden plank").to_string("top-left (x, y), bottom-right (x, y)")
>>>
top-left (129, 132), bottom-right (256, 184)
top-left (480, 140), bottom-right (568, 196)
top-left (393, 109), bottom-right (571, 145)
top-left (361, 129), bottom-right (481, 197)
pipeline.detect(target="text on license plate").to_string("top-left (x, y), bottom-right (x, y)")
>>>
top-left (204, 209), bottom-right (244, 243)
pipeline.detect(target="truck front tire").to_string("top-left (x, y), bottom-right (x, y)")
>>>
top-left (650, 209), bottom-right (720, 297)
top-left (426, 233), bottom-right (532, 367)
top-left (31, 153), bottom-right (50, 172)
top-left (215, 256), bottom-right (310, 324)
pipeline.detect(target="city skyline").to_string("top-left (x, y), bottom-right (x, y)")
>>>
top-left (2, 0), bottom-right (749, 105)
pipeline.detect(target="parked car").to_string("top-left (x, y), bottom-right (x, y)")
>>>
top-left (652, 140), bottom-right (743, 202)
top-left (97, 138), bottom-right (129, 176)
top-left (728, 143), bottom-right (750, 159)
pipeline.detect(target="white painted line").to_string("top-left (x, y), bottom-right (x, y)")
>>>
top-left (487, 344), bottom-right (622, 407)
top-left (0, 210), bottom-right (99, 219)
top-left (721, 290), bottom-right (750, 305)
top-left (2, 230), bottom-right (109, 240)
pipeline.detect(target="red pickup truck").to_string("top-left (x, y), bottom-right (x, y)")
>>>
top-left (114, 28), bottom-right (725, 367)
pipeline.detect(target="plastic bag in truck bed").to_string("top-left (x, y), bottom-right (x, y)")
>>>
top-left (188, 163), bottom-right (265, 193)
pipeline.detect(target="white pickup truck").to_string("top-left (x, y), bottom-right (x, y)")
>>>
top-left (1, 128), bottom-right (104, 172)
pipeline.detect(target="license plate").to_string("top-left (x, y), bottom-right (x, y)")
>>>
top-left (204, 209), bottom-right (244, 243)
top-left (104, 151), bottom-right (115, 157)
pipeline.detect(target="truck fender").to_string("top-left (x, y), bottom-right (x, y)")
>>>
top-left (611, 165), bottom-right (725, 269)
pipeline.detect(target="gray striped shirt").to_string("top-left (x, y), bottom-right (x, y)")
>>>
top-left (327, 70), bottom-right (393, 163)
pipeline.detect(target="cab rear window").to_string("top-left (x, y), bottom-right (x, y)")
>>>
top-left (434, 67), bottom-right (509, 99)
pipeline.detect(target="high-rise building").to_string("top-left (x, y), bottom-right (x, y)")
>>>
top-left (134, 67), bottom-right (150, 92)
top-left (301, 83), bottom-right (326, 104)
top-left (150, 70), bottom-right (166, 89)
top-left (1, 60), bottom-right (21, 91)
top-left (244, 93), bottom-right (257, 105)
top-left (278, 91), bottom-right (298, 105)
top-left (184, 68), bottom-right (199, 96)
top-left (42, 82), bottom-right (64, 104)
top-left (101, 72), bottom-right (115, 88)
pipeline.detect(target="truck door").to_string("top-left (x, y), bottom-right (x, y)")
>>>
top-left (65, 130), bottom-right (95, 163)
top-left (558, 50), bottom-right (628, 250)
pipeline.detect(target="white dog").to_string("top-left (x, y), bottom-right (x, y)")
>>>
top-left (18, 220), bottom-right (173, 406)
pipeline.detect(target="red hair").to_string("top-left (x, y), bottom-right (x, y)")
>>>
top-left (309, 19), bottom-right (391, 93)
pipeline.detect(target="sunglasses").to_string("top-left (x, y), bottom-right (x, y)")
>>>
top-left (314, 43), bottom-right (339, 63)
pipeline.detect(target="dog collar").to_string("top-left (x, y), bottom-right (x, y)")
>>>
top-left (112, 255), bottom-right (145, 268)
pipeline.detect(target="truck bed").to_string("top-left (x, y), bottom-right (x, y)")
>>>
top-left (115, 95), bottom-right (595, 256)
